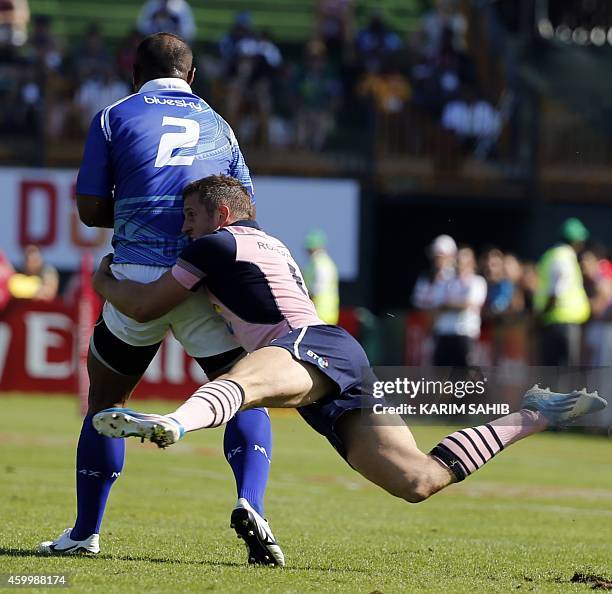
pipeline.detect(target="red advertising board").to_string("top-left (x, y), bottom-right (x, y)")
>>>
top-left (0, 299), bottom-right (205, 400)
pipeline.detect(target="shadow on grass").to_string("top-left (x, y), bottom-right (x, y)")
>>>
top-left (0, 548), bottom-right (370, 573)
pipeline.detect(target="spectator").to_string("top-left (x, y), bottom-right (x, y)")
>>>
top-left (8, 244), bottom-right (58, 301)
top-left (224, 29), bottom-right (282, 146)
top-left (303, 229), bottom-right (339, 325)
top-left (355, 11), bottom-right (402, 74)
top-left (442, 85), bottom-right (501, 146)
top-left (0, 249), bottom-right (14, 313)
top-left (411, 24), bottom-right (474, 118)
top-left (519, 261), bottom-right (538, 314)
top-left (580, 250), bottom-right (612, 366)
top-left (137, 0), bottom-right (196, 43)
top-left (481, 248), bottom-right (513, 317)
top-left (420, 0), bottom-right (467, 60)
top-left (26, 14), bottom-right (63, 70)
top-left (116, 29), bottom-right (144, 84)
top-left (432, 246), bottom-right (487, 367)
top-left (315, 0), bottom-right (354, 59)
top-left (73, 24), bottom-right (111, 82)
top-left (503, 253), bottom-right (526, 313)
top-left (357, 59), bottom-right (411, 114)
top-left (219, 11), bottom-right (256, 74)
top-left (534, 218), bottom-right (591, 366)
top-left (0, 0), bottom-right (29, 47)
top-left (23, 14), bottom-right (65, 134)
top-left (74, 64), bottom-right (130, 131)
top-left (412, 234), bottom-right (457, 310)
top-left (295, 39), bottom-right (341, 150)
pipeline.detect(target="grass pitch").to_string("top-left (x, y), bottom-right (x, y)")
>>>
top-left (1, 394), bottom-right (611, 593)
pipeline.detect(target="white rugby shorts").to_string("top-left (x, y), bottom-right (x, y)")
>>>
top-left (102, 263), bottom-right (238, 357)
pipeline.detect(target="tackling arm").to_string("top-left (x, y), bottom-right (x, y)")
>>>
top-left (93, 255), bottom-right (191, 322)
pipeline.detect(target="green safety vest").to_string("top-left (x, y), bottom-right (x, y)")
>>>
top-left (303, 251), bottom-right (339, 325)
top-left (534, 244), bottom-right (590, 324)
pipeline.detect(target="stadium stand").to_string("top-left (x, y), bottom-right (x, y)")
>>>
top-left (28, 0), bottom-right (425, 45)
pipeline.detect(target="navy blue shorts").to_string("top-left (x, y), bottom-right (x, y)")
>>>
top-left (270, 325), bottom-right (375, 460)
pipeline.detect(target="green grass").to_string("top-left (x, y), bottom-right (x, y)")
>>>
top-left (1, 394), bottom-right (611, 593)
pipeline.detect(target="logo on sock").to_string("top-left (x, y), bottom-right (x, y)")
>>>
top-left (254, 444), bottom-right (270, 462)
top-left (78, 469), bottom-right (101, 477)
top-left (227, 446), bottom-right (243, 461)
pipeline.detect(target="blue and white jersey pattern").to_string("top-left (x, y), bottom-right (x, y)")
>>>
top-left (76, 78), bottom-right (254, 267)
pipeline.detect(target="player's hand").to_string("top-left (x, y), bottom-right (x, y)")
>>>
top-left (98, 253), bottom-right (114, 275)
top-left (92, 253), bottom-right (115, 296)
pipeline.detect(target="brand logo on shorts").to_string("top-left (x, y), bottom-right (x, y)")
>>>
top-left (306, 349), bottom-right (329, 369)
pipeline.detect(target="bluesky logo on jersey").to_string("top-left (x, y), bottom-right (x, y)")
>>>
top-left (143, 95), bottom-right (203, 111)
top-left (306, 349), bottom-right (329, 369)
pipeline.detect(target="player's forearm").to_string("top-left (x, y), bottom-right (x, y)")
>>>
top-left (96, 276), bottom-right (163, 323)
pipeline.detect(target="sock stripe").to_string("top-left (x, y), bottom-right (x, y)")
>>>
top-left (431, 443), bottom-right (469, 480)
top-left (459, 429), bottom-right (488, 464)
top-left (208, 386), bottom-right (232, 417)
top-left (171, 380), bottom-right (246, 431)
top-left (220, 379), bottom-right (246, 408)
top-left (485, 424), bottom-right (504, 451)
top-left (431, 412), bottom-right (547, 484)
top-left (444, 435), bottom-right (478, 473)
top-left (451, 431), bottom-right (486, 469)
top-left (205, 393), bottom-right (225, 427)
top-left (212, 382), bottom-right (242, 411)
top-left (471, 426), bottom-right (496, 458)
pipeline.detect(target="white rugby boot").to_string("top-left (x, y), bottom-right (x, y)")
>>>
top-left (38, 528), bottom-right (99, 555)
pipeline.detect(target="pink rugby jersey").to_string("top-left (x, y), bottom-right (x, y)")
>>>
top-left (171, 220), bottom-right (324, 352)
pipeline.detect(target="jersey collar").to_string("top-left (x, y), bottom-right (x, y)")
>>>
top-left (228, 220), bottom-right (261, 230)
top-left (139, 78), bottom-right (192, 94)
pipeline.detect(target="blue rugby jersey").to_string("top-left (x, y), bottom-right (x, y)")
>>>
top-left (76, 78), bottom-right (254, 267)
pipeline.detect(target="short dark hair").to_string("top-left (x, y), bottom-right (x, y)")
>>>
top-left (134, 33), bottom-right (193, 83)
top-left (183, 175), bottom-right (255, 220)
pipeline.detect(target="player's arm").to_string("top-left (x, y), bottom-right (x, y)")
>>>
top-left (76, 110), bottom-right (115, 228)
top-left (93, 255), bottom-right (190, 322)
top-left (76, 195), bottom-right (114, 228)
top-left (226, 125), bottom-right (255, 197)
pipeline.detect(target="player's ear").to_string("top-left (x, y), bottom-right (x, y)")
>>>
top-left (132, 64), bottom-right (141, 92)
top-left (187, 66), bottom-right (196, 86)
top-left (218, 204), bottom-right (231, 227)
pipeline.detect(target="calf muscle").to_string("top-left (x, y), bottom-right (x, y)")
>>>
top-left (86, 349), bottom-right (143, 414)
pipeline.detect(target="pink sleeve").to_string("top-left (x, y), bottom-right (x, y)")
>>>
top-left (172, 259), bottom-right (205, 290)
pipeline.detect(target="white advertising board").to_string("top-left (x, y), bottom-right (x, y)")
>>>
top-left (0, 168), bottom-right (359, 280)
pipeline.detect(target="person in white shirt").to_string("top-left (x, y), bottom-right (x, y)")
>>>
top-left (433, 246), bottom-right (487, 366)
top-left (412, 234), bottom-right (457, 311)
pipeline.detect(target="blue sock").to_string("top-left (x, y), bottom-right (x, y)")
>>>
top-left (70, 414), bottom-right (125, 540)
top-left (223, 408), bottom-right (272, 517)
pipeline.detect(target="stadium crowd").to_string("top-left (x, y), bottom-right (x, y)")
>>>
top-left (0, 0), bottom-right (503, 156)
top-left (411, 220), bottom-right (612, 368)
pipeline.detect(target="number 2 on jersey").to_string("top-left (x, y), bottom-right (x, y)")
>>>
top-left (154, 116), bottom-right (200, 167)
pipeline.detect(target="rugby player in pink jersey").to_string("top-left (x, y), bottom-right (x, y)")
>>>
top-left (92, 175), bottom-right (606, 512)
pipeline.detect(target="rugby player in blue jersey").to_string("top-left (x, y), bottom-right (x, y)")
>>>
top-left (39, 34), bottom-right (283, 565)
top-left (91, 176), bottom-right (606, 529)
